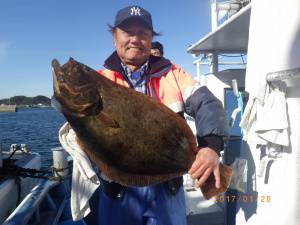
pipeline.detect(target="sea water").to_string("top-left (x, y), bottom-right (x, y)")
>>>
top-left (0, 107), bottom-right (65, 168)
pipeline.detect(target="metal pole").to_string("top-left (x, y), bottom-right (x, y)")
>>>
top-left (211, 0), bottom-right (218, 31)
top-left (210, 0), bottom-right (219, 75)
top-left (52, 147), bottom-right (68, 178)
top-left (209, 51), bottom-right (219, 75)
top-left (197, 61), bottom-right (207, 86)
top-left (196, 61), bottom-right (200, 83)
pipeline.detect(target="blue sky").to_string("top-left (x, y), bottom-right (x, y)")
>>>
top-left (0, 0), bottom-right (213, 99)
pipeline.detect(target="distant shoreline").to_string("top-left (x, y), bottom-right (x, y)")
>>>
top-left (0, 95), bottom-right (51, 107)
top-left (0, 103), bottom-right (53, 113)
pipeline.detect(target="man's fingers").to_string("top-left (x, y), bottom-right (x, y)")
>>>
top-left (214, 164), bottom-right (221, 189)
top-left (188, 158), bottom-right (204, 174)
top-left (195, 168), bottom-right (212, 188)
top-left (188, 161), bottom-right (198, 175)
top-left (189, 163), bottom-right (207, 179)
top-left (188, 147), bottom-right (221, 188)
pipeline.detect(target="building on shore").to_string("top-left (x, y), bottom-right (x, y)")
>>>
top-left (0, 105), bottom-right (18, 112)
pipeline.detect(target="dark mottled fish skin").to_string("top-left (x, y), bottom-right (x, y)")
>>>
top-left (52, 58), bottom-right (232, 198)
top-left (52, 58), bottom-right (197, 186)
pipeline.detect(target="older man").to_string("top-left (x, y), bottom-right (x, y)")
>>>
top-left (96, 5), bottom-right (228, 225)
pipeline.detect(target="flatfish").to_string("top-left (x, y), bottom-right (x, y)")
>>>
top-left (52, 58), bottom-right (232, 198)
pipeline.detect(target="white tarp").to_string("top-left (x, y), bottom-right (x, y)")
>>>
top-left (237, 0), bottom-right (300, 224)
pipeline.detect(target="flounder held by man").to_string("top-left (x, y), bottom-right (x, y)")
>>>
top-left (52, 58), bottom-right (232, 199)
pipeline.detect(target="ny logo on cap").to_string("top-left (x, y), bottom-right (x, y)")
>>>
top-left (130, 7), bottom-right (141, 16)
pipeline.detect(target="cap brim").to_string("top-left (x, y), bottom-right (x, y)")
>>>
top-left (115, 16), bottom-right (153, 31)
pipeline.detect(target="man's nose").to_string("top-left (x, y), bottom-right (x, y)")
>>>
top-left (130, 34), bottom-right (141, 42)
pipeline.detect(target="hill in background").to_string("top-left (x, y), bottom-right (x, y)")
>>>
top-left (0, 95), bottom-right (51, 106)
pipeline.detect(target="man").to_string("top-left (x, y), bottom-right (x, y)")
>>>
top-left (151, 41), bottom-right (164, 57)
top-left (96, 5), bottom-right (228, 225)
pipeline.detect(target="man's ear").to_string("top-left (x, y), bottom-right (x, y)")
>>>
top-left (112, 33), bottom-right (117, 47)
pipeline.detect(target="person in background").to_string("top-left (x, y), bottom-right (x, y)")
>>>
top-left (93, 5), bottom-right (228, 225)
top-left (151, 41), bottom-right (164, 57)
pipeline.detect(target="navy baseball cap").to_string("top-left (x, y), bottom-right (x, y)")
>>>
top-left (114, 5), bottom-right (153, 31)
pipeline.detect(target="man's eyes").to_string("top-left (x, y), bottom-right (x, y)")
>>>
top-left (123, 30), bottom-right (148, 37)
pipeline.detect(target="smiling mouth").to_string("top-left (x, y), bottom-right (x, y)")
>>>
top-left (127, 47), bottom-right (143, 51)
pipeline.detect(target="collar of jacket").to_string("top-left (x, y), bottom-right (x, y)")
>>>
top-left (103, 51), bottom-right (173, 78)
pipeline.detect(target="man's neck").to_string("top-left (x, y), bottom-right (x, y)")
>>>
top-left (125, 64), bottom-right (141, 72)
top-left (121, 59), bottom-right (149, 72)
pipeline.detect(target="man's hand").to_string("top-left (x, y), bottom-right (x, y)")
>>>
top-left (188, 147), bottom-right (220, 189)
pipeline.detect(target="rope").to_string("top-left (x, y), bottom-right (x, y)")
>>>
top-left (0, 165), bottom-right (52, 179)
top-left (7, 145), bottom-right (18, 160)
top-left (51, 166), bottom-right (71, 181)
top-left (0, 163), bottom-right (71, 180)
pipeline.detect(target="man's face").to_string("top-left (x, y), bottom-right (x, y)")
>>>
top-left (113, 20), bottom-right (153, 67)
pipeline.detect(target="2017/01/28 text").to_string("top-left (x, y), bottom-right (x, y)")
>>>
top-left (215, 195), bottom-right (271, 203)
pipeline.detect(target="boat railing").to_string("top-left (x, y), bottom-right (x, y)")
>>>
top-left (2, 176), bottom-right (76, 225)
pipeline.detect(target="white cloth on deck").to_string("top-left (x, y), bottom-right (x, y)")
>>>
top-left (239, 0), bottom-right (300, 147)
top-left (236, 0), bottom-right (300, 224)
top-left (59, 122), bottom-right (100, 221)
top-left (241, 83), bottom-right (289, 146)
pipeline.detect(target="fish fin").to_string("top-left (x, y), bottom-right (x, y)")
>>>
top-left (51, 96), bottom-right (87, 118)
top-left (76, 138), bottom-right (182, 186)
top-left (51, 96), bottom-right (63, 113)
top-left (97, 158), bottom-right (183, 186)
